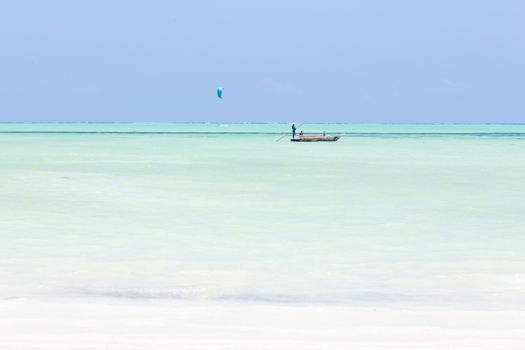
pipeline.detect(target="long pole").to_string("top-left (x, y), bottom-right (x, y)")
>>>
top-left (275, 124), bottom-right (303, 142)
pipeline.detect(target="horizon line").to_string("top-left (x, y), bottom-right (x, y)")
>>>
top-left (1, 121), bottom-right (524, 125)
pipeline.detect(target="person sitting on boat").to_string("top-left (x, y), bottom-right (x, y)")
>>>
top-left (299, 130), bottom-right (304, 137)
top-left (292, 123), bottom-right (296, 139)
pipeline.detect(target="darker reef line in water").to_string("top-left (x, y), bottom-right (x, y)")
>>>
top-left (0, 131), bottom-right (525, 137)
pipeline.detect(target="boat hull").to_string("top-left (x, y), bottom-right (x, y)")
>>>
top-left (291, 135), bottom-right (340, 142)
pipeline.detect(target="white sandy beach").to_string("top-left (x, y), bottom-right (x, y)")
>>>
top-left (1, 299), bottom-right (524, 350)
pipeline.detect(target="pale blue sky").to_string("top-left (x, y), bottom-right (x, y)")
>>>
top-left (0, 0), bottom-right (524, 122)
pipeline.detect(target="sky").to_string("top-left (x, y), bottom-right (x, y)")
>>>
top-left (0, 0), bottom-right (524, 123)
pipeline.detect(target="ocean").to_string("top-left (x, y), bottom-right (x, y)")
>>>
top-left (1, 123), bottom-right (524, 309)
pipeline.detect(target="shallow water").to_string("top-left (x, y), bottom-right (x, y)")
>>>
top-left (1, 123), bottom-right (524, 308)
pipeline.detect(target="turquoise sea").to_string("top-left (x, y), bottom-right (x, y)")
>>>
top-left (1, 123), bottom-right (524, 308)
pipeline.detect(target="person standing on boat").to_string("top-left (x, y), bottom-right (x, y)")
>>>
top-left (292, 123), bottom-right (297, 139)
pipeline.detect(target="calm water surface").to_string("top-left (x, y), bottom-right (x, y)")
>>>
top-left (1, 123), bottom-right (524, 307)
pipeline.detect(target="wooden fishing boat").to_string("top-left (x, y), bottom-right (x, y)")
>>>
top-left (291, 135), bottom-right (341, 142)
